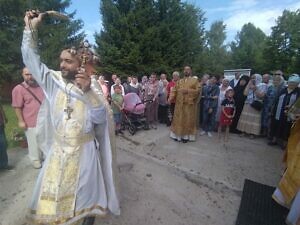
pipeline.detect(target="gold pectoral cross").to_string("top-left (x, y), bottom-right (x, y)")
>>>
top-left (64, 106), bottom-right (73, 120)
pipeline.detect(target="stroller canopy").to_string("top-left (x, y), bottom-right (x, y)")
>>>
top-left (123, 93), bottom-right (145, 115)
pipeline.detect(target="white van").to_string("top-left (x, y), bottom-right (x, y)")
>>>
top-left (223, 69), bottom-right (251, 81)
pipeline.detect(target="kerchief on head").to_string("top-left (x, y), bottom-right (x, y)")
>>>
top-left (288, 74), bottom-right (300, 83)
top-left (254, 73), bottom-right (262, 85)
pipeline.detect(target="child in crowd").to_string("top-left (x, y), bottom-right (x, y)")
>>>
top-left (218, 89), bottom-right (236, 142)
top-left (111, 85), bottom-right (124, 135)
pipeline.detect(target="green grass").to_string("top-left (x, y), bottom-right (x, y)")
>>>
top-left (3, 103), bottom-right (25, 148)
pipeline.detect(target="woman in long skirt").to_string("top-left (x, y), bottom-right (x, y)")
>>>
top-left (237, 74), bottom-right (268, 138)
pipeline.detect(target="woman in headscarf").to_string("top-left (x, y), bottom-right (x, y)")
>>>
top-left (230, 75), bottom-right (250, 133)
top-left (268, 74), bottom-right (300, 148)
top-left (237, 74), bottom-right (268, 138)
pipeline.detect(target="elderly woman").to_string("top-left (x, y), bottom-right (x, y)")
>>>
top-left (237, 74), bottom-right (268, 138)
top-left (216, 78), bottom-right (232, 126)
top-left (268, 74), bottom-right (300, 147)
top-left (262, 74), bottom-right (285, 137)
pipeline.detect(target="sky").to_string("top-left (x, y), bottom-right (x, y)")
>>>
top-left (67, 0), bottom-right (300, 45)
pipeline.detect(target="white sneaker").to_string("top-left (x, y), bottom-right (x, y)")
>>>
top-left (200, 131), bottom-right (206, 136)
top-left (32, 161), bottom-right (42, 169)
top-left (207, 132), bottom-right (212, 138)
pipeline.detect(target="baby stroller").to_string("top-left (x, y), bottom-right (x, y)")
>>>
top-left (121, 93), bottom-right (149, 135)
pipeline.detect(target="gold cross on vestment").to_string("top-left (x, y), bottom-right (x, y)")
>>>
top-left (64, 106), bottom-right (73, 120)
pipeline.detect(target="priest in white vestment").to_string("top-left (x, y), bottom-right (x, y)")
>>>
top-left (22, 10), bottom-right (120, 225)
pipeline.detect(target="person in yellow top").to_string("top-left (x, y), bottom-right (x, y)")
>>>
top-left (169, 66), bottom-right (200, 143)
top-left (273, 111), bottom-right (300, 225)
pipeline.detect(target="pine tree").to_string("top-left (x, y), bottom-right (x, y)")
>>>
top-left (0, 0), bottom-right (84, 83)
top-left (95, 0), bottom-right (206, 77)
top-left (0, 0), bottom-right (26, 82)
top-left (26, 0), bottom-right (85, 70)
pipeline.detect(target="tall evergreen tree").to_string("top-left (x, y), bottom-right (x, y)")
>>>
top-left (96, 0), bottom-right (131, 75)
top-left (0, 0), bottom-right (84, 83)
top-left (95, 0), bottom-right (206, 76)
top-left (230, 23), bottom-right (266, 73)
top-left (0, 0), bottom-right (27, 82)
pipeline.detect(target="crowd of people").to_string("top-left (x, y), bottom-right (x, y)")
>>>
top-left (100, 69), bottom-right (300, 224)
top-left (0, 9), bottom-right (299, 225)
top-left (98, 69), bottom-right (300, 146)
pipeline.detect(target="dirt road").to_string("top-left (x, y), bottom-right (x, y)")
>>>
top-left (0, 125), bottom-right (283, 225)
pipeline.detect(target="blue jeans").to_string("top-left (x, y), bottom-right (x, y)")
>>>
top-left (261, 105), bottom-right (269, 129)
top-left (202, 108), bottom-right (217, 132)
top-left (0, 125), bottom-right (8, 169)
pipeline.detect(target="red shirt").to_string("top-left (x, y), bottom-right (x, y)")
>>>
top-left (12, 82), bottom-right (45, 127)
top-left (167, 80), bottom-right (177, 103)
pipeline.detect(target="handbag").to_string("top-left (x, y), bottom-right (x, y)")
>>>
top-left (251, 100), bottom-right (263, 111)
top-left (250, 91), bottom-right (263, 111)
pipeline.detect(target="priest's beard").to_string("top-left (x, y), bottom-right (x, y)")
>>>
top-left (61, 70), bottom-right (77, 80)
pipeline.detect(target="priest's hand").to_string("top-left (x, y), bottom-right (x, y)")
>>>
top-left (24, 10), bottom-right (45, 30)
top-left (75, 71), bottom-right (91, 93)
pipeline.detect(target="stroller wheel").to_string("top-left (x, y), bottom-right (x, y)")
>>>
top-left (143, 123), bottom-right (150, 130)
top-left (128, 125), bottom-right (136, 135)
top-left (121, 122), bottom-right (126, 131)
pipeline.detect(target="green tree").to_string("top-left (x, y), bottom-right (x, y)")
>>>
top-left (264, 10), bottom-right (300, 74)
top-left (0, 0), bottom-right (26, 82)
top-left (96, 0), bottom-right (131, 75)
top-left (202, 20), bottom-right (230, 74)
top-left (31, 0), bottom-right (85, 70)
top-left (230, 23), bottom-right (267, 73)
top-left (0, 0), bottom-right (84, 83)
top-left (95, 0), bottom-right (206, 76)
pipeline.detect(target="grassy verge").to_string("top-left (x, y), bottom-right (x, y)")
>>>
top-left (3, 103), bottom-right (25, 148)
